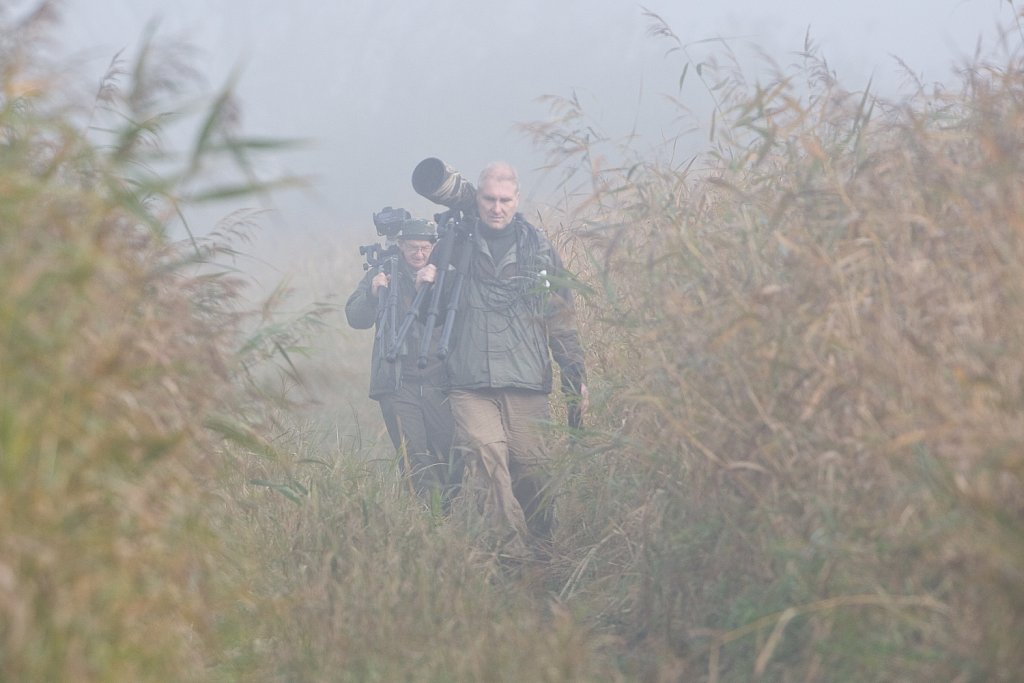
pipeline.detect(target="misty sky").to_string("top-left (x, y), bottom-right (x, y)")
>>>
top-left (18, 0), bottom-right (1017, 278)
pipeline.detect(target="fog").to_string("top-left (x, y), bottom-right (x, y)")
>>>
top-left (21, 0), bottom-right (1016, 284)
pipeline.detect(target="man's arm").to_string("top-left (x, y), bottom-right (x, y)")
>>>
top-left (344, 269), bottom-right (381, 330)
top-left (543, 245), bottom-right (590, 422)
top-left (550, 320), bottom-right (589, 425)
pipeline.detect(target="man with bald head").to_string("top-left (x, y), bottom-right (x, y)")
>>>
top-left (419, 161), bottom-right (589, 560)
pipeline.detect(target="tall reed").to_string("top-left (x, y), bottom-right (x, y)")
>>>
top-left (527, 11), bottom-right (1024, 682)
top-left (0, 8), bottom-right (295, 680)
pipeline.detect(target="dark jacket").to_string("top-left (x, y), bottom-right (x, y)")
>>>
top-left (442, 215), bottom-right (586, 394)
top-left (345, 258), bottom-right (447, 400)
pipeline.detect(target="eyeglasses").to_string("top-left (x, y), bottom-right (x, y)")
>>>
top-left (401, 245), bottom-right (432, 254)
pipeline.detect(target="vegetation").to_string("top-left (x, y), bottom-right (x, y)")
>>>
top-left (2, 4), bottom-right (1022, 682)
top-left (526, 11), bottom-right (1024, 681)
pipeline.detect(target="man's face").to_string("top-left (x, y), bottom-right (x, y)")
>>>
top-left (476, 177), bottom-right (519, 230)
top-left (399, 239), bottom-right (433, 269)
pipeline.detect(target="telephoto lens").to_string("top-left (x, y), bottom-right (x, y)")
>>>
top-left (411, 158), bottom-right (476, 211)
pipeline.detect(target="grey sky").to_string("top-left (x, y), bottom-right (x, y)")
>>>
top-left (22, 0), bottom-right (1017, 277)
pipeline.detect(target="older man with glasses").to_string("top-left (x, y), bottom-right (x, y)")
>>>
top-left (346, 218), bottom-right (462, 510)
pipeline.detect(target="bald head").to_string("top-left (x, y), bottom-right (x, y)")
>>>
top-left (478, 162), bottom-right (519, 192)
top-left (476, 161), bottom-right (520, 230)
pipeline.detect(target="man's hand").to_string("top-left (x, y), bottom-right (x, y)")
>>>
top-left (416, 263), bottom-right (437, 288)
top-left (370, 272), bottom-right (389, 296)
top-left (567, 381), bottom-right (590, 431)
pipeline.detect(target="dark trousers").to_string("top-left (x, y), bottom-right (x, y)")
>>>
top-left (378, 383), bottom-right (462, 506)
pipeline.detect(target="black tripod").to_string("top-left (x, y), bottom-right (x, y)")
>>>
top-left (359, 241), bottom-right (403, 387)
top-left (389, 210), bottom-right (475, 368)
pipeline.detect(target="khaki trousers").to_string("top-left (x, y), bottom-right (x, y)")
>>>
top-left (448, 388), bottom-right (553, 551)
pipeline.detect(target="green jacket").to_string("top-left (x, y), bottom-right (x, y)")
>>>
top-left (345, 258), bottom-right (446, 400)
top-left (442, 215), bottom-right (586, 394)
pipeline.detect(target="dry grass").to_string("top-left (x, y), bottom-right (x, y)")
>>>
top-left (0, 8), bottom-right (292, 680)
top-left (6, 4), bottom-right (1024, 683)
top-left (202, 417), bottom-right (618, 682)
top-left (528, 10), bottom-right (1024, 682)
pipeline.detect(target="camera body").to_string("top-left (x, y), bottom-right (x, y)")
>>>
top-left (372, 206), bottom-right (412, 240)
top-left (361, 206), bottom-right (409, 271)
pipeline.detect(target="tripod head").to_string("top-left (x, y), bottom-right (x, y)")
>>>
top-left (359, 242), bottom-right (400, 271)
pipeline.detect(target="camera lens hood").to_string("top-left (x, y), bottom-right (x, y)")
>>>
top-left (412, 157), bottom-right (476, 212)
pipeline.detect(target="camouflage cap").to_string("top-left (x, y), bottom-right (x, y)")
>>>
top-left (396, 218), bottom-right (437, 242)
